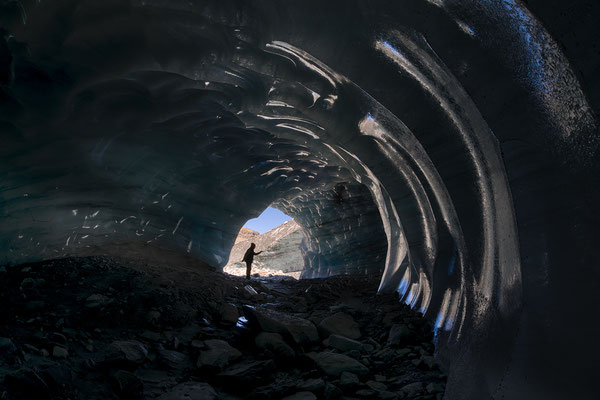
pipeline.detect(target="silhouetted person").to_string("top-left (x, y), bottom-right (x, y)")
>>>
top-left (242, 243), bottom-right (262, 279)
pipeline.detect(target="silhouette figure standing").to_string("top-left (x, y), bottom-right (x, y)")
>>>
top-left (242, 243), bottom-right (262, 279)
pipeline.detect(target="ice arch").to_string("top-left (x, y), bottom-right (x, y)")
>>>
top-left (1, 1), bottom-right (598, 399)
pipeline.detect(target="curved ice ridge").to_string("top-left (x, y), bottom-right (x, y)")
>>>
top-left (1, 1), bottom-right (598, 399)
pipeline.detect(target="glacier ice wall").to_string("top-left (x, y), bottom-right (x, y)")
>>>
top-left (1, 1), bottom-right (599, 399)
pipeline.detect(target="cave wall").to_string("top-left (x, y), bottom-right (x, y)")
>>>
top-left (1, 1), bottom-right (599, 399)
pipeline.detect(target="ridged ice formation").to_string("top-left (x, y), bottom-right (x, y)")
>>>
top-left (1, 1), bottom-right (598, 399)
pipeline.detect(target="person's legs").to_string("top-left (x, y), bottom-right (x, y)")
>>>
top-left (245, 261), bottom-right (251, 279)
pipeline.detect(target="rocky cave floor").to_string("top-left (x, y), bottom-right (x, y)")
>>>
top-left (0, 256), bottom-right (446, 400)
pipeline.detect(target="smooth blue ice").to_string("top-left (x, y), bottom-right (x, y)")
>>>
top-left (1, 1), bottom-right (598, 399)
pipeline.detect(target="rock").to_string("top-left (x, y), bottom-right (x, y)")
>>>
top-left (219, 303), bottom-right (240, 324)
top-left (85, 293), bottom-right (112, 309)
top-left (355, 389), bottom-right (375, 397)
top-left (366, 380), bottom-right (387, 391)
top-left (146, 310), bottom-right (161, 324)
top-left (400, 382), bottom-right (424, 396)
top-left (52, 345), bottom-right (69, 359)
top-left (324, 383), bottom-right (343, 399)
top-left (282, 391), bottom-right (318, 400)
top-left (20, 277), bottom-right (38, 289)
top-left (41, 363), bottom-right (73, 389)
top-left (49, 332), bottom-right (68, 346)
top-left (243, 285), bottom-right (259, 297)
top-left (217, 359), bottom-right (276, 386)
top-left (4, 368), bottom-right (50, 398)
top-left (305, 352), bottom-right (369, 377)
top-left (255, 332), bottom-right (295, 359)
top-left (387, 324), bottom-right (411, 346)
top-left (158, 348), bottom-right (191, 371)
top-left (112, 370), bottom-right (143, 399)
top-left (106, 340), bottom-right (148, 366)
top-left (197, 339), bottom-right (241, 370)
top-left (0, 266), bottom-right (6, 273)
top-left (157, 381), bottom-right (218, 400)
top-left (318, 312), bottom-right (360, 340)
top-left (297, 378), bottom-right (325, 393)
top-left (26, 300), bottom-right (45, 311)
top-left (339, 371), bottom-right (360, 390)
top-left (0, 337), bottom-right (18, 363)
top-left (243, 306), bottom-right (318, 344)
top-left (426, 382), bottom-right (445, 393)
top-left (325, 334), bottom-right (364, 352)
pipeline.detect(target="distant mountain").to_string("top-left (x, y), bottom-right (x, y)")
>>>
top-left (225, 219), bottom-right (304, 275)
top-left (235, 227), bottom-right (259, 244)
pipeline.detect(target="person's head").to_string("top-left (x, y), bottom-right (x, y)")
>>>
top-left (250, 243), bottom-right (255, 249)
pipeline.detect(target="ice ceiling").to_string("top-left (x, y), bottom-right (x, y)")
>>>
top-left (1, 0), bottom-right (599, 399)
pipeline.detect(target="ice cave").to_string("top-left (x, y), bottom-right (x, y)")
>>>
top-left (0, 0), bottom-right (599, 399)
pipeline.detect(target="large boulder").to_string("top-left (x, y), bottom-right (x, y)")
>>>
top-left (243, 306), bottom-right (318, 344)
top-left (305, 352), bottom-right (369, 377)
top-left (197, 339), bottom-right (241, 370)
top-left (317, 312), bottom-right (361, 339)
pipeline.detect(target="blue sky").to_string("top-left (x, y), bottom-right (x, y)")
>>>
top-left (243, 206), bottom-right (292, 234)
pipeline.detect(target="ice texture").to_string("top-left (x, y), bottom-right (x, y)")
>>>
top-left (1, 1), bottom-right (599, 399)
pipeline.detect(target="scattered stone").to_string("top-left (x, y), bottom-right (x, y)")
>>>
top-left (282, 392), bottom-right (317, 400)
top-left (244, 306), bottom-right (318, 344)
top-left (318, 312), bottom-right (361, 339)
top-left (255, 332), bottom-right (295, 359)
top-left (0, 257), bottom-right (444, 399)
top-left (157, 381), bottom-right (218, 400)
top-left (111, 370), bottom-right (143, 399)
top-left (305, 352), bottom-right (369, 377)
top-left (52, 345), bottom-right (69, 359)
top-left (197, 339), bottom-right (241, 370)
top-left (387, 324), bottom-right (411, 346)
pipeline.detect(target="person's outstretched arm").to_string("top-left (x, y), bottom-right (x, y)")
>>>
top-left (255, 251), bottom-right (262, 255)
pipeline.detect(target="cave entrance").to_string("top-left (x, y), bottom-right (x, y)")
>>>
top-left (223, 206), bottom-right (306, 279)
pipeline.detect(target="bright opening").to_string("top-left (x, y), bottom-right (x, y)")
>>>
top-left (224, 206), bottom-right (305, 279)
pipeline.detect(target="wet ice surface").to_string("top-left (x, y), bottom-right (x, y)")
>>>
top-left (0, 1), bottom-right (599, 399)
top-left (0, 256), bottom-right (445, 399)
